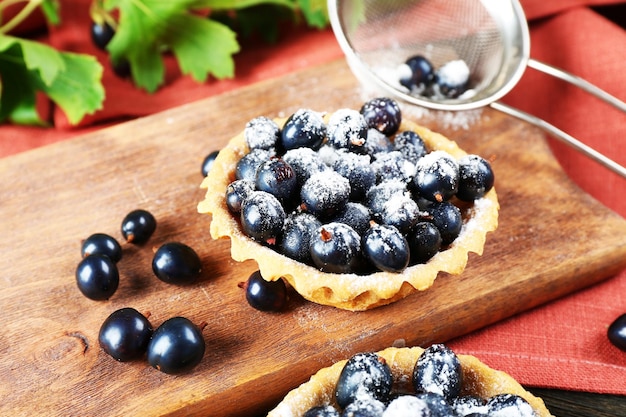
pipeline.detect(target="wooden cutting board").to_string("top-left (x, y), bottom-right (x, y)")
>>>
top-left (1, 59), bottom-right (626, 417)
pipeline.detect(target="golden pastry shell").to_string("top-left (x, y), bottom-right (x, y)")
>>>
top-left (197, 115), bottom-right (499, 311)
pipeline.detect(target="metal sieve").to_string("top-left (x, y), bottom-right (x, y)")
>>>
top-left (328, 0), bottom-right (626, 178)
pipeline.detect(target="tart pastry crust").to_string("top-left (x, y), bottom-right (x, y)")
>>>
top-left (198, 116), bottom-right (499, 311)
top-left (267, 346), bottom-right (553, 417)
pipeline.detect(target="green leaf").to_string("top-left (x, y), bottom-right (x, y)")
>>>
top-left (296, 0), bottom-right (328, 28)
top-left (104, 0), bottom-right (240, 93)
top-left (37, 52), bottom-right (105, 125)
top-left (41, 0), bottom-right (61, 26)
top-left (0, 35), bottom-right (104, 125)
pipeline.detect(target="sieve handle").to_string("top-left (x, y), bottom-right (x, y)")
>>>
top-left (490, 101), bottom-right (626, 179)
top-left (527, 59), bottom-right (626, 113)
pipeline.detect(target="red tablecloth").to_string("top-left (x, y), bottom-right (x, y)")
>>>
top-left (2, 0), bottom-right (625, 395)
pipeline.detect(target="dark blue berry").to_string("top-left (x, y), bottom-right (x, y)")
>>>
top-left (243, 270), bottom-right (288, 312)
top-left (327, 108), bottom-right (368, 153)
top-left (240, 191), bottom-right (285, 244)
top-left (300, 171), bottom-right (351, 220)
top-left (332, 150), bottom-right (376, 201)
top-left (235, 148), bottom-right (274, 182)
top-left (225, 179), bottom-right (255, 213)
top-left (99, 307), bottom-right (153, 362)
top-left (413, 151), bottom-right (459, 202)
top-left (280, 212), bottom-right (321, 264)
top-left (283, 147), bottom-right (327, 188)
top-left (450, 395), bottom-right (488, 416)
top-left (408, 222), bottom-right (442, 264)
top-left (364, 128), bottom-right (394, 156)
top-left (335, 352), bottom-right (393, 409)
top-left (255, 157), bottom-right (298, 203)
top-left (330, 202), bottom-right (372, 236)
top-left (341, 397), bottom-right (385, 416)
top-left (91, 21), bottom-right (115, 50)
top-left (434, 59), bottom-right (470, 98)
top-left (608, 313), bottom-right (626, 351)
top-left (486, 394), bottom-right (536, 417)
top-left (281, 109), bottom-right (326, 151)
top-left (424, 201), bottom-right (463, 245)
top-left (310, 223), bottom-right (362, 274)
top-left (415, 392), bottom-right (457, 417)
top-left (366, 180), bottom-right (408, 221)
top-left (360, 97), bottom-right (402, 136)
top-left (244, 116), bottom-right (280, 150)
top-left (147, 317), bottom-right (205, 375)
top-left (457, 154), bottom-right (495, 201)
top-left (76, 254), bottom-right (119, 300)
top-left (399, 55), bottom-right (435, 91)
top-left (394, 130), bottom-right (427, 162)
top-left (371, 150), bottom-right (415, 184)
top-left (413, 344), bottom-right (463, 400)
top-left (121, 209), bottom-right (157, 244)
top-left (380, 193), bottom-right (420, 233)
top-left (363, 224), bottom-right (410, 273)
top-left (201, 150), bottom-right (219, 176)
top-left (152, 242), bottom-right (202, 285)
top-left (81, 233), bottom-right (122, 263)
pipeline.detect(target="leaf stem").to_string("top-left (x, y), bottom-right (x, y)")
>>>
top-left (0, 0), bottom-right (44, 34)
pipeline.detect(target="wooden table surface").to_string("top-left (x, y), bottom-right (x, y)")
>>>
top-left (1, 59), bottom-right (626, 416)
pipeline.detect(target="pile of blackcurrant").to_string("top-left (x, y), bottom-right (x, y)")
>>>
top-left (398, 55), bottom-right (473, 99)
top-left (302, 344), bottom-right (539, 417)
top-left (76, 209), bottom-right (206, 374)
top-left (224, 97), bottom-right (494, 276)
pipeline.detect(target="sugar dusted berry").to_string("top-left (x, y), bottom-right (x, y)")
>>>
top-left (335, 352), bottom-right (393, 409)
top-left (413, 344), bottom-right (463, 400)
top-left (225, 179), bottom-right (255, 213)
top-left (457, 154), bottom-right (495, 202)
top-left (300, 171), bottom-right (351, 220)
top-left (244, 116), bottom-right (280, 150)
top-left (326, 108), bottom-right (368, 153)
top-left (360, 97), bottom-right (402, 136)
top-left (240, 191), bottom-right (285, 244)
top-left (310, 223), bottom-right (362, 274)
top-left (363, 224), bottom-right (410, 273)
top-left (281, 109), bottom-right (326, 151)
top-left (413, 150), bottom-right (459, 203)
top-left (255, 157), bottom-right (298, 203)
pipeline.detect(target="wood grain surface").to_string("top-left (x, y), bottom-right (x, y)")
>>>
top-left (1, 59), bottom-right (626, 416)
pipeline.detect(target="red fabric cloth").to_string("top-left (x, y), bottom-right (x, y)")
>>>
top-left (2, 0), bottom-right (626, 395)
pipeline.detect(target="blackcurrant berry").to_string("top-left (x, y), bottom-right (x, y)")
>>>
top-left (147, 317), bottom-right (205, 375)
top-left (332, 150), bottom-right (376, 201)
top-left (413, 344), bottom-right (463, 400)
top-left (398, 55), bottom-right (435, 91)
top-left (326, 108), bottom-right (368, 153)
top-left (486, 394), bottom-right (536, 416)
top-left (329, 202), bottom-right (371, 236)
top-left (413, 150), bottom-right (459, 203)
top-left (434, 59), bottom-right (471, 98)
top-left (335, 352), bottom-right (393, 408)
top-left (235, 148), bottom-right (274, 182)
top-left (76, 254), bottom-right (119, 300)
top-left (280, 212), bottom-right (321, 264)
top-left (457, 154), bottom-right (495, 202)
top-left (242, 270), bottom-right (288, 312)
top-left (608, 313), bottom-right (626, 351)
top-left (90, 21), bottom-right (115, 50)
top-left (255, 157), bottom-right (298, 203)
top-left (360, 97), bottom-right (402, 136)
top-left (240, 191), bottom-right (285, 244)
top-left (394, 130), bottom-right (427, 162)
top-left (309, 223), bottom-right (362, 274)
top-left (244, 116), bottom-right (280, 150)
top-left (363, 224), bottom-right (410, 273)
top-left (425, 201), bottom-right (463, 246)
top-left (121, 209), bottom-right (157, 244)
top-left (152, 242), bottom-right (202, 285)
top-left (371, 150), bottom-right (415, 184)
top-left (225, 179), bottom-right (255, 214)
top-left (281, 109), bottom-right (326, 151)
top-left (201, 150), bottom-right (219, 176)
top-left (300, 171), bottom-right (351, 220)
top-left (408, 222), bottom-right (442, 264)
top-left (98, 307), bottom-right (153, 362)
top-left (81, 233), bottom-right (122, 263)
top-left (282, 147), bottom-right (328, 188)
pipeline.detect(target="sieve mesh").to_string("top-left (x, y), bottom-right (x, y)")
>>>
top-left (330, 0), bottom-right (530, 109)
